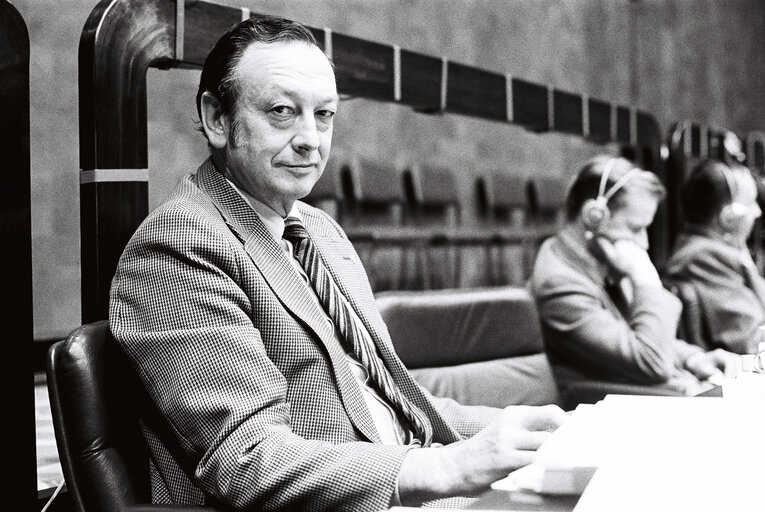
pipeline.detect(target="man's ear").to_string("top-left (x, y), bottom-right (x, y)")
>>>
top-left (200, 91), bottom-right (229, 149)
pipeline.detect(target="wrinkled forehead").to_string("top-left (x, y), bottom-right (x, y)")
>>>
top-left (612, 187), bottom-right (658, 222)
top-left (235, 40), bottom-right (336, 95)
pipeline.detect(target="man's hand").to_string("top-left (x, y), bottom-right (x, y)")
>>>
top-left (397, 404), bottom-right (568, 505)
top-left (592, 237), bottom-right (662, 287)
top-left (459, 404), bottom-right (569, 482)
top-left (685, 348), bottom-right (742, 381)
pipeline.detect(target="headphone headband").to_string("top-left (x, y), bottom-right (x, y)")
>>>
top-left (581, 157), bottom-right (642, 232)
top-left (597, 158), bottom-right (642, 203)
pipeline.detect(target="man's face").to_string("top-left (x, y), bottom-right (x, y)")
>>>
top-left (221, 41), bottom-right (338, 215)
top-left (597, 189), bottom-right (658, 251)
top-left (728, 171), bottom-right (762, 242)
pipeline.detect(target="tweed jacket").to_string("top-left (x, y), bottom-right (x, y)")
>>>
top-left (528, 225), bottom-right (703, 391)
top-left (665, 230), bottom-right (765, 354)
top-left (109, 159), bottom-right (498, 511)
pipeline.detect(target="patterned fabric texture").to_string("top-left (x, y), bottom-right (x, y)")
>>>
top-left (109, 159), bottom-right (499, 511)
top-left (284, 216), bottom-right (431, 445)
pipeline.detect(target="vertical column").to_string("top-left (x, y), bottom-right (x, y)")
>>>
top-left (0, 1), bottom-right (36, 506)
top-left (78, 0), bottom-right (175, 322)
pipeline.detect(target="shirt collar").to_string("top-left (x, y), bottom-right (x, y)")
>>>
top-left (223, 177), bottom-right (302, 242)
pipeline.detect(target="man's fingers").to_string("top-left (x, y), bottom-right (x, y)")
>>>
top-left (514, 404), bottom-right (569, 432)
top-left (503, 449), bottom-right (538, 472)
top-left (508, 430), bottom-right (554, 451)
top-left (595, 237), bottom-right (618, 264)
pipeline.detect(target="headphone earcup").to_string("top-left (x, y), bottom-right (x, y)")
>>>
top-left (582, 197), bottom-right (610, 232)
top-left (719, 202), bottom-right (747, 232)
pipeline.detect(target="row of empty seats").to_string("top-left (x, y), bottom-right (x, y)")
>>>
top-left (306, 155), bottom-right (568, 227)
top-left (303, 155), bottom-right (569, 291)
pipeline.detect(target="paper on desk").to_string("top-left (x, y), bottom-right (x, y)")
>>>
top-left (492, 403), bottom-right (606, 496)
top-left (571, 395), bottom-right (765, 512)
top-left (495, 392), bottom-right (765, 506)
top-left (720, 370), bottom-right (765, 399)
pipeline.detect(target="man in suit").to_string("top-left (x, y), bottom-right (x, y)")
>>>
top-left (665, 159), bottom-right (765, 354)
top-left (529, 156), bottom-right (740, 398)
top-left (109, 14), bottom-right (566, 511)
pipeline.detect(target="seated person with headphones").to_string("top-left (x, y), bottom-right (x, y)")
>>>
top-left (665, 158), bottom-right (765, 354)
top-left (529, 155), bottom-right (740, 396)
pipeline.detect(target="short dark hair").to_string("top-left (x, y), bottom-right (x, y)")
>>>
top-left (196, 15), bottom-right (320, 138)
top-left (681, 159), bottom-right (740, 225)
top-left (566, 155), bottom-right (665, 221)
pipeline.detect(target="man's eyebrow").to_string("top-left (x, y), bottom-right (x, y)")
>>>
top-left (317, 94), bottom-right (340, 105)
top-left (264, 87), bottom-right (338, 106)
top-left (319, 96), bottom-right (340, 106)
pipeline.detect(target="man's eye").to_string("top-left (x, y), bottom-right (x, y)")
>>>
top-left (316, 110), bottom-right (336, 120)
top-left (271, 106), bottom-right (294, 116)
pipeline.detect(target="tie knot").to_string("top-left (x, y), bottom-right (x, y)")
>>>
top-left (283, 216), bottom-right (309, 243)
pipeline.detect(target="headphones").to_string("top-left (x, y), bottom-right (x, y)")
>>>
top-left (581, 158), bottom-right (642, 232)
top-left (718, 164), bottom-right (748, 232)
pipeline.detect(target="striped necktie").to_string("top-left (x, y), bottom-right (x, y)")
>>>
top-left (283, 216), bottom-right (430, 445)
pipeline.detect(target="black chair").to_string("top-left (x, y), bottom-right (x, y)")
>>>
top-left (527, 176), bottom-right (567, 228)
top-left (342, 156), bottom-right (424, 291)
top-left (46, 320), bottom-right (221, 512)
top-left (476, 171), bottom-right (532, 286)
top-left (404, 164), bottom-right (466, 288)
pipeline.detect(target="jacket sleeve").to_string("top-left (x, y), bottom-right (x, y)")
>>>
top-left (535, 271), bottom-right (685, 385)
top-left (109, 207), bottom-right (412, 512)
top-left (421, 393), bottom-right (501, 438)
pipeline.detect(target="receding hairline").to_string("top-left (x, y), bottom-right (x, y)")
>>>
top-left (227, 40), bottom-right (336, 104)
top-left (609, 170), bottom-right (665, 211)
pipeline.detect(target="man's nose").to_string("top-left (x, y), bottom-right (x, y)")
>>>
top-left (293, 114), bottom-right (320, 153)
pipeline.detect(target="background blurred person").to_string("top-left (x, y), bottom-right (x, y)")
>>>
top-left (665, 158), bottom-right (765, 354)
top-left (529, 155), bottom-right (740, 399)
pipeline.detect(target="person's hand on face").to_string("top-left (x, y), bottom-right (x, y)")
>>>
top-left (585, 188), bottom-right (661, 287)
top-left (591, 237), bottom-right (662, 287)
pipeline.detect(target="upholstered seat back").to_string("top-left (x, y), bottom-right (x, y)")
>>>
top-left (47, 320), bottom-right (152, 512)
top-left (376, 286), bottom-right (561, 408)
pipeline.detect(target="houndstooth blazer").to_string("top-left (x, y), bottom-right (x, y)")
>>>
top-left (109, 159), bottom-right (498, 511)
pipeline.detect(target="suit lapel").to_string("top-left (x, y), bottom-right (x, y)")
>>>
top-left (197, 161), bottom-right (381, 443)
